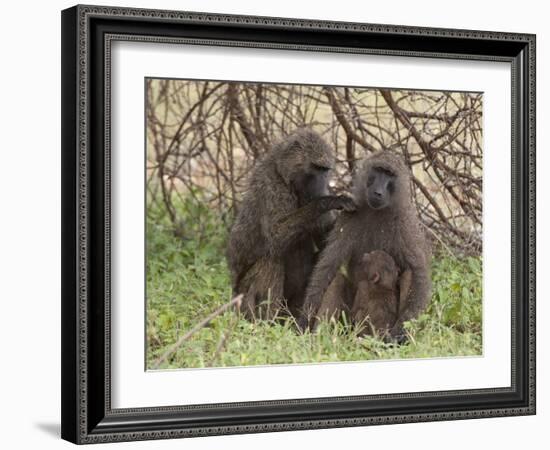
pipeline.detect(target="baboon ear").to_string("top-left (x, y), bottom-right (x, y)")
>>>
top-left (370, 272), bottom-right (380, 284)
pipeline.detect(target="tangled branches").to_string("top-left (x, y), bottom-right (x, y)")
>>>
top-left (146, 79), bottom-right (482, 255)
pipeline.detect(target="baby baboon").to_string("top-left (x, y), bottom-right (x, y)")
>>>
top-left (351, 250), bottom-right (412, 338)
top-left (298, 150), bottom-right (431, 342)
top-left (227, 128), bottom-right (356, 320)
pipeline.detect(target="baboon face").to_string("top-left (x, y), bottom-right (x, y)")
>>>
top-left (353, 151), bottom-right (409, 211)
top-left (277, 129), bottom-right (335, 206)
top-left (358, 250), bottom-right (399, 291)
top-left (365, 166), bottom-right (396, 210)
top-left (290, 162), bottom-right (331, 206)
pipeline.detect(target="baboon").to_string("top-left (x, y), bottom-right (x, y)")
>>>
top-left (298, 150), bottom-right (431, 342)
top-left (351, 250), bottom-right (412, 338)
top-left (227, 128), bottom-right (356, 320)
top-left (313, 250), bottom-right (411, 334)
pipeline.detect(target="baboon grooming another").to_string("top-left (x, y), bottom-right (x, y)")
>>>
top-left (227, 129), bottom-right (356, 320)
top-left (298, 151), bottom-right (431, 342)
top-left (351, 250), bottom-right (412, 337)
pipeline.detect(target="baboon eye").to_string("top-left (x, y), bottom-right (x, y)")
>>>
top-left (387, 180), bottom-right (395, 194)
top-left (378, 167), bottom-right (395, 177)
top-left (312, 163), bottom-right (330, 172)
top-left (366, 175), bottom-right (375, 186)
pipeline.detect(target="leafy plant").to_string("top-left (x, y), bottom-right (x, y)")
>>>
top-left (146, 195), bottom-right (482, 370)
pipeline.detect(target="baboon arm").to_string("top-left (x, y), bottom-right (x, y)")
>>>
top-left (311, 210), bottom-right (336, 251)
top-left (263, 196), bottom-right (350, 257)
top-left (390, 265), bottom-right (431, 338)
top-left (262, 202), bottom-right (318, 257)
top-left (398, 268), bottom-right (413, 315)
top-left (298, 235), bottom-right (354, 330)
top-left (350, 284), bottom-right (369, 322)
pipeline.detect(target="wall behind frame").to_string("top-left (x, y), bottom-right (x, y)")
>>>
top-left (0, 0), bottom-right (544, 449)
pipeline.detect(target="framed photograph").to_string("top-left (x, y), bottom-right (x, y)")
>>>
top-left (61, 4), bottom-right (536, 444)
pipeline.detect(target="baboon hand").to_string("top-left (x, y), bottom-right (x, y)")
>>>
top-left (386, 324), bottom-right (408, 345)
top-left (335, 195), bottom-right (357, 212)
top-left (295, 314), bottom-right (311, 334)
top-left (319, 195), bottom-right (357, 213)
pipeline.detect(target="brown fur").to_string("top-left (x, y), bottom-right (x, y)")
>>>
top-left (227, 128), bottom-right (355, 320)
top-left (315, 272), bottom-right (353, 321)
top-left (351, 251), bottom-right (412, 337)
top-left (299, 150), bottom-right (431, 341)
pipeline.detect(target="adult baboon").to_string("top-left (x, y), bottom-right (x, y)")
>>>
top-left (351, 250), bottom-right (412, 338)
top-left (227, 128), bottom-right (356, 320)
top-left (314, 272), bottom-right (353, 322)
top-left (298, 151), bottom-right (431, 342)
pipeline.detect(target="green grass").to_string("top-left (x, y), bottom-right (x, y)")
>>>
top-left (146, 196), bottom-right (482, 370)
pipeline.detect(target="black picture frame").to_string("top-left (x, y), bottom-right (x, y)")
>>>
top-left (61, 4), bottom-right (536, 444)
